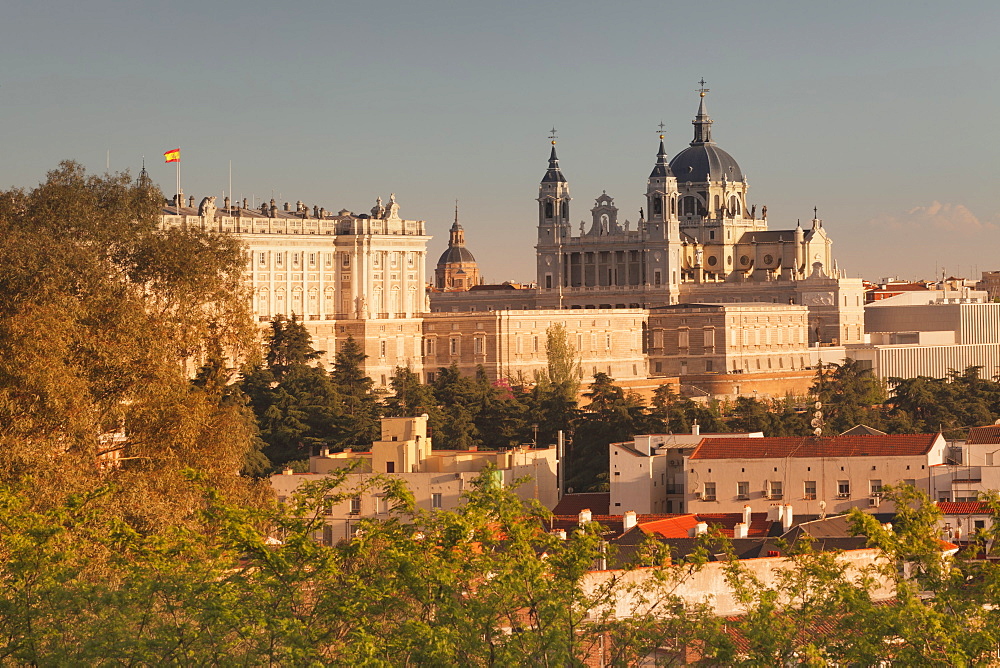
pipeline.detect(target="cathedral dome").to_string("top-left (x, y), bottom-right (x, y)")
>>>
top-left (437, 245), bottom-right (477, 265)
top-left (669, 88), bottom-right (744, 184)
top-left (669, 144), bottom-right (743, 184)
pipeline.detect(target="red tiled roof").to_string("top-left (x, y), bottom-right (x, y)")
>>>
top-left (938, 501), bottom-right (991, 514)
top-left (549, 513), bottom-right (678, 537)
top-left (638, 515), bottom-right (700, 538)
top-left (551, 493), bottom-right (610, 516)
top-left (689, 434), bottom-right (940, 460)
top-left (966, 425), bottom-right (1000, 445)
top-left (696, 512), bottom-right (773, 538)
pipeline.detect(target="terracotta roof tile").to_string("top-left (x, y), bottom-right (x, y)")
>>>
top-left (696, 512), bottom-right (773, 538)
top-left (638, 515), bottom-right (700, 538)
top-left (938, 501), bottom-right (991, 514)
top-left (689, 434), bottom-right (940, 460)
top-left (966, 425), bottom-right (1000, 445)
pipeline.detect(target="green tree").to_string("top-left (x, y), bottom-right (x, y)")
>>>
top-left (330, 336), bottom-right (381, 445)
top-left (569, 373), bottom-right (647, 492)
top-left (241, 316), bottom-right (346, 467)
top-left (0, 162), bottom-right (259, 522)
top-left (530, 323), bottom-right (581, 451)
top-left (811, 358), bottom-right (887, 434)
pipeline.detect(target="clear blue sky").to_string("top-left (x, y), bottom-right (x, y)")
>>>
top-left (3, 0), bottom-right (999, 283)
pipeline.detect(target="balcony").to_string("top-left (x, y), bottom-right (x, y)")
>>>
top-left (768, 494), bottom-right (784, 500)
top-left (836, 493), bottom-right (851, 499)
top-left (804, 494), bottom-right (817, 500)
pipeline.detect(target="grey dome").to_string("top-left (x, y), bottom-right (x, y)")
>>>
top-left (669, 144), bottom-right (743, 184)
top-left (438, 245), bottom-right (477, 264)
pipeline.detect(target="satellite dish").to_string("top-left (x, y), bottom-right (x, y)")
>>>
top-left (814, 401), bottom-right (823, 409)
top-left (819, 500), bottom-right (827, 509)
top-left (813, 411), bottom-right (823, 419)
top-left (810, 418), bottom-right (822, 428)
top-left (813, 427), bottom-right (823, 436)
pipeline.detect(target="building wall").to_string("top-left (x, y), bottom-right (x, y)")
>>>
top-left (421, 309), bottom-right (648, 384)
top-left (160, 198), bottom-right (429, 385)
top-left (271, 415), bottom-right (559, 544)
top-left (684, 439), bottom-right (946, 515)
top-left (647, 303), bottom-right (811, 377)
top-left (582, 548), bottom-right (893, 618)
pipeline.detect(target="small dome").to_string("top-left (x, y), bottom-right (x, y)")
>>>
top-left (669, 144), bottom-right (743, 184)
top-left (437, 246), bottom-right (477, 265)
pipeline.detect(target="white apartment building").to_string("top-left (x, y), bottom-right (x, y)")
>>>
top-left (683, 433), bottom-right (947, 515)
top-left (270, 415), bottom-right (559, 544)
top-left (609, 427), bottom-right (763, 515)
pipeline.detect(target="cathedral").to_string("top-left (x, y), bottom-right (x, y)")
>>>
top-left (435, 88), bottom-right (865, 347)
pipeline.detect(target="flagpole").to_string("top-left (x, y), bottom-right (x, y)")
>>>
top-left (176, 147), bottom-right (181, 206)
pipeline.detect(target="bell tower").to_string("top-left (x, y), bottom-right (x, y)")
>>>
top-left (645, 131), bottom-right (682, 296)
top-left (536, 130), bottom-right (572, 296)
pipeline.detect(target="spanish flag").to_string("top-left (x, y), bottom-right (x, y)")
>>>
top-left (163, 148), bottom-right (181, 163)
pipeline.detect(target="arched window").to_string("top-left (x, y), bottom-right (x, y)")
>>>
top-left (561, 202), bottom-right (568, 219)
top-left (653, 197), bottom-right (662, 215)
top-left (545, 201), bottom-right (554, 219)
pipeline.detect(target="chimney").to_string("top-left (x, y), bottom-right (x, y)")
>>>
top-left (767, 504), bottom-right (784, 523)
top-left (692, 420), bottom-right (701, 437)
top-left (782, 504), bottom-right (794, 532)
top-left (743, 504), bottom-right (752, 527)
top-left (243, 198), bottom-right (248, 209)
top-left (691, 521), bottom-right (708, 537)
top-left (284, 202), bottom-right (290, 211)
top-left (733, 522), bottom-right (749, 539)
top-left (623, 510), bottom-right (637, 530)
top-left (223, 196), bottom-right (231, 210)
top-left (578, 509), bottom-right (592, 525)
top-left (554, 529), bottom-right (567, 540)
top-left (281, 467), bottom-right (293, 475)
top-left (188, 195), bottom-right (195, 207)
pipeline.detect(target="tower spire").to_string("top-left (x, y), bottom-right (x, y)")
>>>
top-left (542, 128), bottom-right (567, 183)
top-left (649, 124), bottom-right (672, 178)
top-left (691, 78), bottom-right (714, 145)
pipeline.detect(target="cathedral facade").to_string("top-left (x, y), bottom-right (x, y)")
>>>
top-left (434, 89), bottom-right (864, 349)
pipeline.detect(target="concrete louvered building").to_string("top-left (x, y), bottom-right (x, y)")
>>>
top-left (849, 300), bottom-right (1000, 382)
top-left (683, 433), bottom-right (947, 515)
